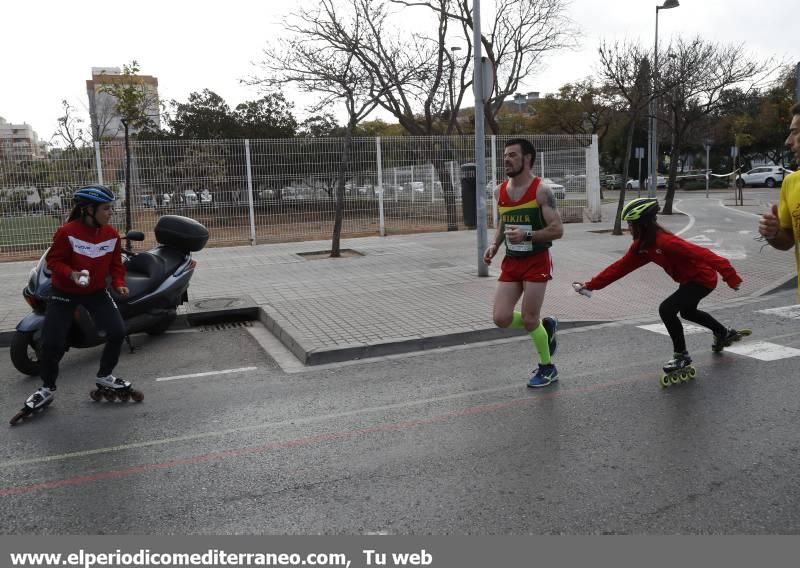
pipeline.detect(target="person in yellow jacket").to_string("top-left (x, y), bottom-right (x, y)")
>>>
top-left (759, 102), bottom-right (800, 298)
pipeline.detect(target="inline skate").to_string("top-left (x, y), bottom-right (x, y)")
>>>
top-left (90, 375), bottom-right (144, 403)
top-left (660, 352), bottom-right (696, 388)
top-left (712, 328), bottom-right (752, 353)
top-left (10, 386), bottom-right (55, 425)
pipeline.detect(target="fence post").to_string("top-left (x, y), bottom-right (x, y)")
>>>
top-left (376, 137), bottom-right (385, 236)
top-left (490, 135), bottom-right (497, 227)
top-left (244, 139), bottom-right (257, 245)
top-left (94, 142), bottom-right (104, 185)
top-left (586, 134), bottom-right (602, 222)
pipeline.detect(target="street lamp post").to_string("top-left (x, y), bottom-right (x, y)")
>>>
top-left (648, 0), bottom-right (679, 199)
top-left (473, 0), bottom-right (489, 277)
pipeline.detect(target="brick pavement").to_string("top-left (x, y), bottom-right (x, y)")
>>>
top-left (0, 191), bottom-right (794, 365)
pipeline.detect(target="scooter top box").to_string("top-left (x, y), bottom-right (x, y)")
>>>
top-left (154, 215), bottom-right (209, 252)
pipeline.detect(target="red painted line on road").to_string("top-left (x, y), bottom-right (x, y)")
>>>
top-left (0, 374), bottom-right (646, 498)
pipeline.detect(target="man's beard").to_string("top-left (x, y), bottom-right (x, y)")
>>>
top-left (505, 164), bottom-right (523, 178)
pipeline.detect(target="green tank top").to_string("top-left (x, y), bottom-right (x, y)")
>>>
top-left (498, 177), bottom-right (551, 257)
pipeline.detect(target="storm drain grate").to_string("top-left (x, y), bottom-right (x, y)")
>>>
top-left (200, 321), bottom-right (255, 332)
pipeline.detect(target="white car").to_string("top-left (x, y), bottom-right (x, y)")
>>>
top-left (736, 166), bottom-right (786, 189)
top-left (542, 178), bottom-right (565, 200)
top-left (626, 176), bottom-right (666, 190)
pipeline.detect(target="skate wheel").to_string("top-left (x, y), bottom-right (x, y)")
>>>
top-left (739, 329), bottom-right (752, 337)
top-left (679, 371), bottom-right (690, 383)
top-left (117, 390), bottom-right (130, 402)
top-left (130, 390), bottom-right (144, 403)
top-left (103, 390), bottom-right (117, 402)
top-left (688, 367), bottom-right (697, 379)
top-left (659, 374), bottom-right (671, 388)
top-left (9, 411), bottom-right (26, 425)
top-left (90, 389), bottom-right (102, 402)
top-left (670, 373), bottom-right (681, 385)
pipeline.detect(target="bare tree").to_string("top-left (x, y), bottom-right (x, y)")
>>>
top-left (52, 100), bottom-right (89, 150)
top-left (658, 37), bottom-right (774, 213)
top-left (251, 0), bottom-right (407, 256)
top-left (597, 40), bottom-right (652, 235)
top-left (99, 61), bottom-right (159, 244)
top-left (386, 0), bottom-right (576, 133)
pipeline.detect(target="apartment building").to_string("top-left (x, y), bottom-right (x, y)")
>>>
top-left (86, 66), bottom-right (160, 140)
top-left (0, 116), bottom-right (43, 161)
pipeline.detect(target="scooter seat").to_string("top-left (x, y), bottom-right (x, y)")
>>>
top-left (121, 252), bottom-right (165, 300)
top-left (149, 245), bottom-right (187, 277)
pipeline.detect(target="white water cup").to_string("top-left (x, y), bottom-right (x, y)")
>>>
top-left (572, 282), bottom-right (591, 297)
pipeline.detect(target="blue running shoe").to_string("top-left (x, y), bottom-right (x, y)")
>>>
top-left (527, 363), bottom-right (559, 388)
top-left (542, 316), bottom-right (558, 356)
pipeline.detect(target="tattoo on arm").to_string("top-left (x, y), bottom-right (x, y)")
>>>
top-left (543, 187), bottom-right (557, 210)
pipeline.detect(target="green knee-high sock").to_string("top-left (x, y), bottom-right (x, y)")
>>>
top-left (529, 322), bottom-right (552, 365)
top-left (510, 311), bottom-right (525, 329)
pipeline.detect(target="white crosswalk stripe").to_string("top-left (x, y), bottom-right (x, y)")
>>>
top-left (757, 305), bottom-right (800, 320)
top-left (637, 323), bottom-right (708, 336)
top-left (725, 341), bottom-right (800, 361)
top-left (637, 303), bottom-right (800, 361)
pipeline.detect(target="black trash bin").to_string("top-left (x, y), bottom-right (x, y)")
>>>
top-left (460, 163), bottom-right (477, 229)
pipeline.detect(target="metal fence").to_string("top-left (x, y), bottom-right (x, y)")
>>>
top-left (0, 134), bottom-right (601, 261)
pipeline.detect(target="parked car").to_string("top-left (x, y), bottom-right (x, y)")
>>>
top-left (182, 190), bottom-right (199, 208)
top-left (675, 170), bottom-right (709, 188)
top-left (626, 176), bottom-right (666, 190)
top-left (563, 174), bottom-right (586, 192)
top-left (198, 188), bottom-right (213, 206)
top-left (603, 174), bottom-right (622, 189)
top-left (542, 178), bottom-right (565, 200)
top-left (736, 166), bottom-right (786, 189)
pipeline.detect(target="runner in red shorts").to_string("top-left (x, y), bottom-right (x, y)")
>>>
top-left (484, 138), bottom-right (564, 387)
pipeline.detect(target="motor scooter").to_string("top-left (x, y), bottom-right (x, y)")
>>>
top-left (11, 215), bottom-right (209, 376)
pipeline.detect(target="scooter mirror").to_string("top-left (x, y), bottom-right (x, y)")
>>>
top-left (125, 231), bottom-right (145, 241)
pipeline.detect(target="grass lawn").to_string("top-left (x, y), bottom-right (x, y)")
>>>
top-left (0, 215), bottom-right (60, 247)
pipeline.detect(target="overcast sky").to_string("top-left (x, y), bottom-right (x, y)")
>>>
top-left (2, 0), bottom-right (796, 142)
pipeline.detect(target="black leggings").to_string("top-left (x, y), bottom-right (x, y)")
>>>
top-left (658, 282), bottom-right (727, 354)
top-left (40, 289), bottom-right (126, 389)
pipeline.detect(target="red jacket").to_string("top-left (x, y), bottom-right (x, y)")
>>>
top-left (46, 220), bottom-right (125, 295)
top-left (585, 231), bottom-right (742, 292)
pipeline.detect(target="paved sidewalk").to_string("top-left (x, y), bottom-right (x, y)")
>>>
top-left (0, 192), bottom-right (794, 365)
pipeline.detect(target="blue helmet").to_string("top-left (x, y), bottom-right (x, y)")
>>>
top-left (73, 185), bottom-right (115, 205)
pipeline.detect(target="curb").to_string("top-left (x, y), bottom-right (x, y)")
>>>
top-left (2, 274), bottom-right (796, 364)
top-left (754, 273), bottom-right (798, 297)
top-left (256, 309), bottom-right (600, 366)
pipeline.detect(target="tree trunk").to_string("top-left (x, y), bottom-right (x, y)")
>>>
top-left (123, 120), bottom-right (132, 249)
top-left (662, 113), bottom-right (681, 215)
top-left (431, 139), bottom-right (459, 231)
top-left (662, 131), bottom-right (680, 215)
top-left (331, 122), bottom-right (354, 258)
top-left (613, 117), bottom-right (637, 236)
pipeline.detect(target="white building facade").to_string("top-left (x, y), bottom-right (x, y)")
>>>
top-left (86, 67), bottom-right (160, 141)
top-left (0, 117), bottom-right (44, 161)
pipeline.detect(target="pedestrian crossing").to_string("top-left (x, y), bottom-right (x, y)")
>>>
top-left (636, 304), bottom-right (800, 361)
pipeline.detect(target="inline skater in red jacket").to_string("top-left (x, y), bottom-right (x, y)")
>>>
top-left (16, 186), bottom-right (134, 418)
top-left (574, 198), bottom-right (748, 384)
